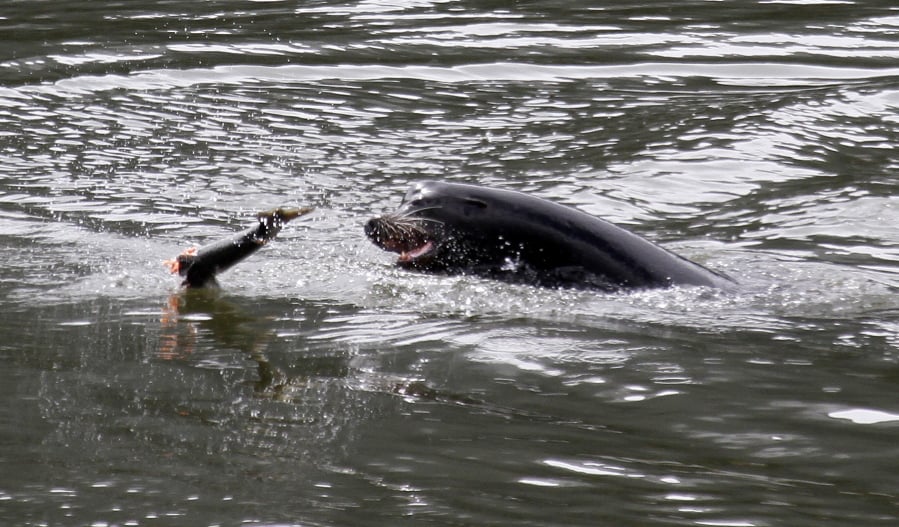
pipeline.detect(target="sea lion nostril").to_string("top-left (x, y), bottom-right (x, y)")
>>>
top-left (364, 217), bottom-right (383, 240)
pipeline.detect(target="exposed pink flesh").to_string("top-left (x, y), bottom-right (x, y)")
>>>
top-left (398, 241), bottom-right (434, 262)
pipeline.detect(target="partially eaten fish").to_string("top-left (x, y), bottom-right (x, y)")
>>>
top-left (165, 206), bottom-right (313, 288)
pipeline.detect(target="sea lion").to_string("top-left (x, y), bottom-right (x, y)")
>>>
top-left (365, 181), bottom-right (733, 291)
top-left (165, 206), bottom-right (313, 288)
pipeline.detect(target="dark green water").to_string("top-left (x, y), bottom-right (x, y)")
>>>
top-left (2, 1), bottom-right (899, 526)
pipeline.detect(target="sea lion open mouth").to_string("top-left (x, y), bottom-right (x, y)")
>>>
top-left (398, 240), bottom-right (435, 263)
top-left (364, 215), bottom-right (437, 265)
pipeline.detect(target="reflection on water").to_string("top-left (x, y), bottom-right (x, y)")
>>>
top-left (2, 1), bottom-right (899, 526)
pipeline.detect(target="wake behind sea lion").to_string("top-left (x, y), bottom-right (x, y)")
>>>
top-left (165, 206), bottom-right (313, 288)
top-left (365, 181), bottom-right (734, 291)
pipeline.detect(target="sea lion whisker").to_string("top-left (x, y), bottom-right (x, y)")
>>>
top-left (380, 222), bottom-right (402, 241)
top-left (372, 218), bottom-right (423, 247)
top-left (389, 214), bottom-right (444, 228)
top-left (393, 222), bottom-right (429, 240)
top-left (409, 217), bottom-right (444, 226)
top-left (381, 213), bottom-right (441, 232)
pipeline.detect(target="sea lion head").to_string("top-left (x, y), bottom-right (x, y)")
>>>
top-left (365, 182), bottom-right (505, 272)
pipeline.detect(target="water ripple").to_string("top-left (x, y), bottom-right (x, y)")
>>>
top-left (3, 3), bottom-right (899, 526)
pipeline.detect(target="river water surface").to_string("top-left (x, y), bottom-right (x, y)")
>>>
top-left (2, 1), bottom-right (899, 526)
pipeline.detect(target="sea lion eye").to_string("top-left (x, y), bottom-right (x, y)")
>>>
top-left (401, 185), bottom-right (426, 205)
top-left (463, 197), bottom-right (488, 209)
